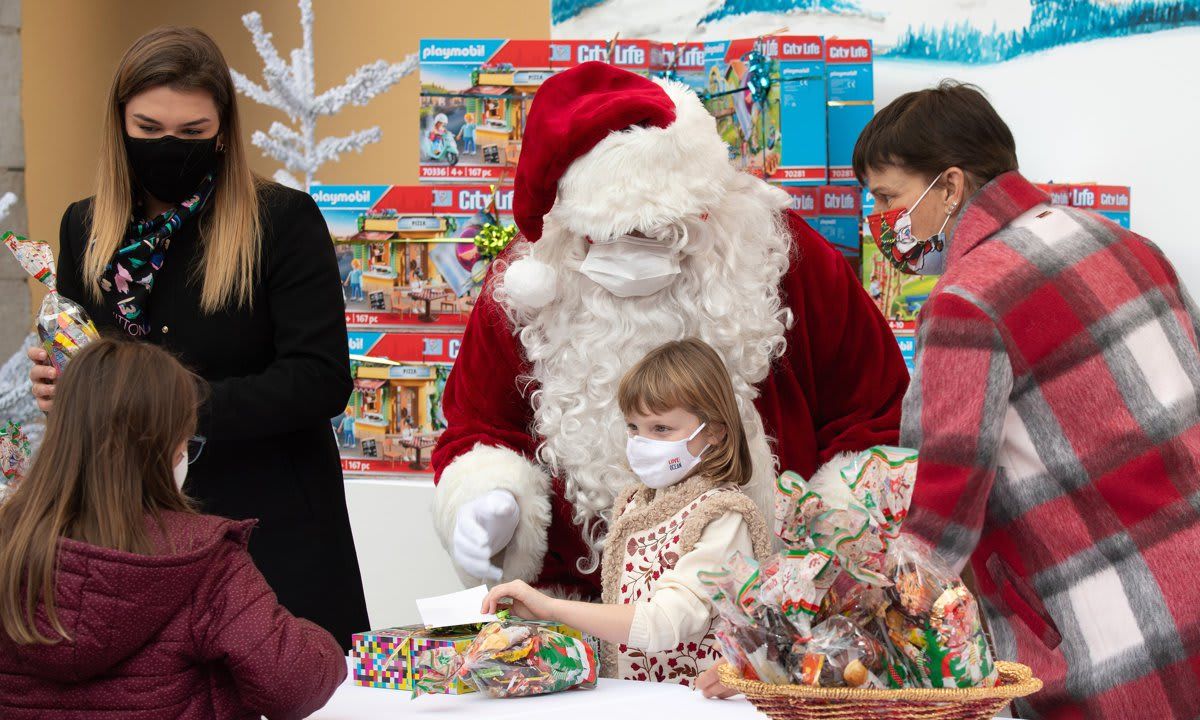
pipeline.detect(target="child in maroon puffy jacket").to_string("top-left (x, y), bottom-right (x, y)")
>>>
top-left (0, 339), bottom-right (346, 720)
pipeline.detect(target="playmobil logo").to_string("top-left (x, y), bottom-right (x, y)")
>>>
top-left (576, 43), bottom-right (645, 66)
top-left (311, 189), bottom-right (372, 206)
top-left (458, 189), bottom-right (513, 212)
top-left (421, 44), bottom-right (488, 61)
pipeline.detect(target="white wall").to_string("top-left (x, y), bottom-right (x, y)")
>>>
top-left (344, 478), bottom-right (462, 628)
top-left (875, 28), bottom-right (1200, 294)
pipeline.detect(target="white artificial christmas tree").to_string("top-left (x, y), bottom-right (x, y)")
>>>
top-left (231, 0), bottom-right (416, 190)
top-left (0, 193), bottom-right (16, 222)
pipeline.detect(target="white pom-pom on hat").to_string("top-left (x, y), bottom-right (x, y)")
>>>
top-left (503, 256), bottom-right (557, 309)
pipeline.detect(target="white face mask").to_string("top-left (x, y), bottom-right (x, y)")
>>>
top-left (626, 423), bottom-right (709, 490)
top-left (578, 233), bottom-right (681, 298)
top-left (173, 451), bottom-right (189, 490)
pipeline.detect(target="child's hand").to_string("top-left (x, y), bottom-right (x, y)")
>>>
top-left (481, 580), bottom-right (558, 621)
top-left (697, 661), bottom-right (739, 699)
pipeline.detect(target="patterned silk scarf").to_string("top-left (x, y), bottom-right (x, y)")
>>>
top-left (99, 174), bottom-right (216, 336)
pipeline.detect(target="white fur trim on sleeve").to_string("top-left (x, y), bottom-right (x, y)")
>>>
top-left (432, 443), bottom-right (552, 585)
top-left (808, 451), bottom-right (860, 489)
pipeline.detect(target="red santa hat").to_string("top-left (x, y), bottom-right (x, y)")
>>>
top-left (504, 61), bottom-right (735, 309)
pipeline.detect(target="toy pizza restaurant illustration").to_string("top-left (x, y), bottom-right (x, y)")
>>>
top-left (325, 185), bottom-right (504, 329)
top-left (334, 331), bottom-right (460, 477)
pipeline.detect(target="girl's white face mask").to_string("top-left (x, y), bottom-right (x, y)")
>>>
top-left (626, 423), bottom-right (709, 489)
top-left (173, 452), bottom-right (188, 490)
top-left (579, 232), bottom-right (682, 298)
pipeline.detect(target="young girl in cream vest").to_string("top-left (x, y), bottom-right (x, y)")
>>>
top-left (483, 338), bottom-right (770, 688)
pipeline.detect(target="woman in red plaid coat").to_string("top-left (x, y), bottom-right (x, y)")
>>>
top-left (854, 82), bottom-right (1200, 720)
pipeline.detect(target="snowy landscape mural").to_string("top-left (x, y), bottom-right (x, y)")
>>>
top-left (551, 0), bottom-right (1200, 294)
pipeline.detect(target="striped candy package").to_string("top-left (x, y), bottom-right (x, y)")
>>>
top-left (4, 232), bottom-right (99, 371)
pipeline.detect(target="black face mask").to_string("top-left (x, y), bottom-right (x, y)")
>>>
top-left (124, 135), bottom-right (220, 205)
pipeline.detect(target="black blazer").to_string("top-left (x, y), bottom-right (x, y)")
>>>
top-left (57, 184), bottom-right (368, 649)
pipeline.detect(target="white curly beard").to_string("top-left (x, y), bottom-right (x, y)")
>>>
top-left (494, 173), bottom-right (794, 573)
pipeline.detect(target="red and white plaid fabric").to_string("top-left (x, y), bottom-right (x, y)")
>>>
top-left (903, 171), bottom-right (1200, 719)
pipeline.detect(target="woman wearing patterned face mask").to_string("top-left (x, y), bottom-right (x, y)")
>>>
top-left (26, 27), bottom-right (368, 650)
top-left (856, 81), bottom-right (1200, 719)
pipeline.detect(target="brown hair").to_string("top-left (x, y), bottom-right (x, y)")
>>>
top-left (618, 339), bottom-right (752, 487)
top-left (0, 340), bottom-right (199, 645)
top-left (85, 26), bottom-right (262, 313)
top-left (853, 80), bottom-right (1018, 190)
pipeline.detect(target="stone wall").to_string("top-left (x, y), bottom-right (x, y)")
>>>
top-left (0, 0), bottom-right (26, 360)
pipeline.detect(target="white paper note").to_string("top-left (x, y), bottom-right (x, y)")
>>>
top-left (415, 584), bottom-right (498, 629)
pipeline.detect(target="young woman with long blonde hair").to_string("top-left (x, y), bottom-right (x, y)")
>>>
top-left (26, 26), bottom-right (367, 648)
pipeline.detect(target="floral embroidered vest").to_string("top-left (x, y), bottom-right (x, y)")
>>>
top-left (600, 476), bottom-right (769, 687)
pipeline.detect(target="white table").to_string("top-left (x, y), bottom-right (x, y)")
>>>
top-left (309, 659), bottom-right (763, 719)
top-left (309, 659), bottom-right (1014, 719)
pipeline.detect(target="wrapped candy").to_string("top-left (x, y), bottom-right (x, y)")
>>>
top-left (0, 421), bottom-right (31, 483)
top-left (881, 536), bottom-right (998, 689)
top-left (798, 615), bottom-right (887, 689)
top-left (776, 447), bottom-right (918, 586)
top-left (758, 547), bottom-right (836, 640)
top-left (709, 447), bottom-right (999, 692)
top-left (413, 620), bottom-right (596, 699)
top-left (4, 232), bottom-right (99, 371)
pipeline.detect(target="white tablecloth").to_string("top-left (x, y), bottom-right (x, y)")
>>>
top-left (308, 659), bottom-right (762, 719)
top-left (309, 659), bottom-right (1013, 719)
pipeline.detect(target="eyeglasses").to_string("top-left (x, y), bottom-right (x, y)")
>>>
top-left (187, 435), bottom-right (207, 465)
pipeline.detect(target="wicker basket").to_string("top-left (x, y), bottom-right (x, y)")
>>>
top-left (718, 661), bottom-right (1042, 720)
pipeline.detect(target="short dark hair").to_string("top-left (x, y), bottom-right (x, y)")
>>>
top-left (853, 80), bottom-right (1018, 189)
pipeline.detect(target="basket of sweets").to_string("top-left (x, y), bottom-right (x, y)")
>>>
top-left (705, 447), bottom-right (1042, 720)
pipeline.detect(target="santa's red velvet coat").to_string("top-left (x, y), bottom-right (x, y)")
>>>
top-left (432, 212), bottom-right (910, 597)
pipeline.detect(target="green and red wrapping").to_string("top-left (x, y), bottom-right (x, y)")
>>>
top-left (413, 620), bottom-right (597, 699)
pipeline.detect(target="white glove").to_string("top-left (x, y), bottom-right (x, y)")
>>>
top-left (453, 489), bottom-right (520, 582)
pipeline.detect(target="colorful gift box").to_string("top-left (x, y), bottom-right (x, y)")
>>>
top-left (351, 622), bottom-right (595, 693)
top-left (705, 36), bottom-right (828, 185)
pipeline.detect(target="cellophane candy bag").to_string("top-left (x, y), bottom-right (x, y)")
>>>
top-left (4, 232), bottom-right (99, 372)
top-left (880, 535), bottom-right (999, 689)
top-left (413, 620), bottom-right (597, 699)
top-left (711, 447), bottom-right (1001, 690)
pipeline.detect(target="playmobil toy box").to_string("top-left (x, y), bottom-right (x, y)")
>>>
top-left (419, 39), bottom-right (653, 182)
top-left (651, 41), bottom-right (707, 91)
top-left (1075, 184), bottom-right (1131, 229)
top-left (815, 185), bottom-right (863, 273)
top-left (704, 36), bottom-right (827, 185)
top-left (334, 330), bottom-right (461, 477)
top-left (314, 184), bottom-right (513, 329)
top-left (783, 185), bottom-right (862, 273)
top-left (825, 39), bottom-right (874, 185)
top-left (1037, 182), bottom-right (1131, 229)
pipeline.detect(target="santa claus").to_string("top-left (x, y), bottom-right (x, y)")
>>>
top-left (431, 62), bottom-right (908, 595)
